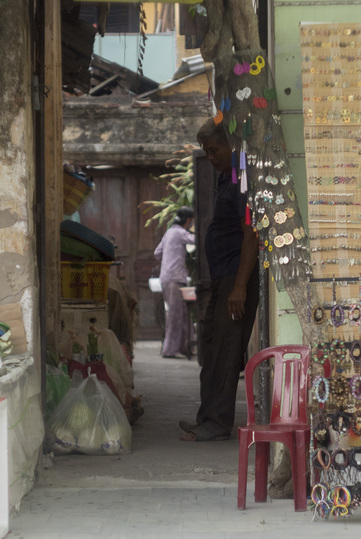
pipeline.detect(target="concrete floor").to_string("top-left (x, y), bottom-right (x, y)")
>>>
top-left (37, 342), bottom-right (249, 488)
top-left (8, 342), bottom-right (361, 538)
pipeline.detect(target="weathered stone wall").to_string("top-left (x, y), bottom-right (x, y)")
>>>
top-left (0, 1), bottom-right (38, 322)
top-left (0, 1), bottom-right (40, 348)
top-left (63, 95), bottom-right (211, 165)
top-left (0, 0), bottom-right (43, 514)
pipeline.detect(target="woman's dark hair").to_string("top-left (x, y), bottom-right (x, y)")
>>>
top-left (174, 206), bottom-right (194, 226)
top-left (196, 118), bottom-right (229, 147)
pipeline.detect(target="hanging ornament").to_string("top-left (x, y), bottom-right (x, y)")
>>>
top-left (264, 88), bottom-right (277, 100)
top-left (268, 227), bottom-right (277, 241)
top-left (213, 110), bottom-right (223, 125)
top-left (312, 306), bottom-right (326, 325)
top-left (240, 170), bottom-right (247, 193)
top-left (249, 55), bottom-right (266, 76)
top-left (349, 303), bottom-right (361, 326)
top-left (350, 341), bottom-right (361, 373)
top-left (242, 115), bottom-right (253, 140)
top-left (228, 116), bottom-right (237, 134)
top-left (224, 95), bottom-right (231, 112)
top-left (285, 207), bottom-right (295, 219)
top-left (245, 203), bottom-right (252, 225)
top-left (231, 149), bottom-right (238, 184)
top-left (239, 143), bottom-right (247, 193)
top-left (236, 87), bottom-right (252, 101)
top-left (261, 214), bottom-right (270, 228)
top-left (331, 305), bottom-right (345, 328)
top-left (253, 96), bottom-right (268, 109)
top-left (274, 211), bottom-right (287, 224)
top-left (233, 62), bottom-right (251, 75)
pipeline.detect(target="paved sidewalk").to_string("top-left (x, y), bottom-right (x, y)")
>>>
top-left (8, 343), bottom-right (361, 538)
top-left (9, 482), bottom-right (361, 539)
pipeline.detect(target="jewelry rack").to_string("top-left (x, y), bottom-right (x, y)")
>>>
top-left (301, 21), bottom-right (361, 521)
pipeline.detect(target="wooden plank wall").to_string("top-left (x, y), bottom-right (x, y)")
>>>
top-left (79, 166), bottom-right (168, 340)
top-left (44, 0), bottom-right (63, 348)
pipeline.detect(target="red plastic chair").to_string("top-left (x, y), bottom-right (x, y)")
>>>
top-left (237, 345), bottom-right (311, 512)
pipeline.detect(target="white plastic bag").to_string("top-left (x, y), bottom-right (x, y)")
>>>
top-left (96, 328), bottom-right (134, 388)
top-left (46, 373), bottom-right (132, 456)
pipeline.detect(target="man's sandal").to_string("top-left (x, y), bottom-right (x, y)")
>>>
top-left (179, 420), bottom-right (199, 433)
top-left (180, 425), bottom-right (230, 442)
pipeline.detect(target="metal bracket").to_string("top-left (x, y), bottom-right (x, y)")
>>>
top-left (278, 308), bottom-right (297, 316)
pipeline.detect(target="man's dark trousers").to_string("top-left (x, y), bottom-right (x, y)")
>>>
top-left (196, 264), bottom-right (259, 436)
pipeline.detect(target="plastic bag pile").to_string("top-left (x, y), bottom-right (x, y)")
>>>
top-left (45, 327), bottom-right (143, 456)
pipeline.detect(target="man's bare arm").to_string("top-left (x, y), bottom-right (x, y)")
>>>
top-left (227, 219), bottom-right (259, 320)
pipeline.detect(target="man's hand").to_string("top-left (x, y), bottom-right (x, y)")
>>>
top-left (227, 283), bottom-right (247, 320)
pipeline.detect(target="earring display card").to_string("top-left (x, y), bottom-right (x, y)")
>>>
top-left (301, 22), bottom-right (361, 282)
top-left (301, 22), bottom-right (361, 343)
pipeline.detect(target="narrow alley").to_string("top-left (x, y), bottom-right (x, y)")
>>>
top-left (8, 343), bottom-right (361, 538)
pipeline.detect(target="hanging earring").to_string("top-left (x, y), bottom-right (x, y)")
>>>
top-left (228, 116), bottom-right (237, 134)
top-left (239, 142), bottom-right (248, 193)
top-left (224, 95), bottom-right (231, 112)
top-left (220, 95), bottom-right (225, 112)
top-left (245, 203), bottom-right (252, 225)
top-left (231, 149), bottom-right (238, 184)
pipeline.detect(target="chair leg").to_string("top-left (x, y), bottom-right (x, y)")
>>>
top-left (291, 431), bottom-right (308, 512)
top-left (254, 442), bottom-right (270, 503)
top-left (237, 430), bottom-right (250, 510)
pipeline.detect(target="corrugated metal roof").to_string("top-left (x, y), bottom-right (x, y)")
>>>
top-left (90, 54), bottom-right (159, 96)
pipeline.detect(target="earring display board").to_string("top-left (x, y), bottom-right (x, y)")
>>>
top-left (301, 22), bottom-right (361, 343)
top-left (301, 23), bottom-right (361, 521)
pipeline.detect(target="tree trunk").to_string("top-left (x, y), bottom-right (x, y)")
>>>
top-left (200, 0), bottom-right (224, 62)
top-left (200, 0), bottom-right (326, 498)
top-left (199, 0), bottom-right (325, 340)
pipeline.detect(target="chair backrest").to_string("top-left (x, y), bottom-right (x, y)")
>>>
top-left (244, 345), bottom-right (310, 426)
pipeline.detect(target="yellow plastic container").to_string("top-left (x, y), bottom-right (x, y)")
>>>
top-left (61, 262), bottom-right (111, 303)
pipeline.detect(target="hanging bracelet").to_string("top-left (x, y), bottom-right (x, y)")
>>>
top-left (331, 304), bottom-right (345, 327)
top-left (331, 449), bottom-right (348, 470)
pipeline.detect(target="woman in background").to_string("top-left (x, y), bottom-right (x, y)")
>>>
top-left (154, 207), bottom-right (195, 358)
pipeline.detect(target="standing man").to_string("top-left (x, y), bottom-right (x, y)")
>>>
top-left (154, 206), bottom-right (195, 358)
top-left (180, 119), bottom-right (259, 441)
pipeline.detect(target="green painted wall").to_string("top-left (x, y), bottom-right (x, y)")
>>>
top-left (272, 1), bottom-right (361, 344)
